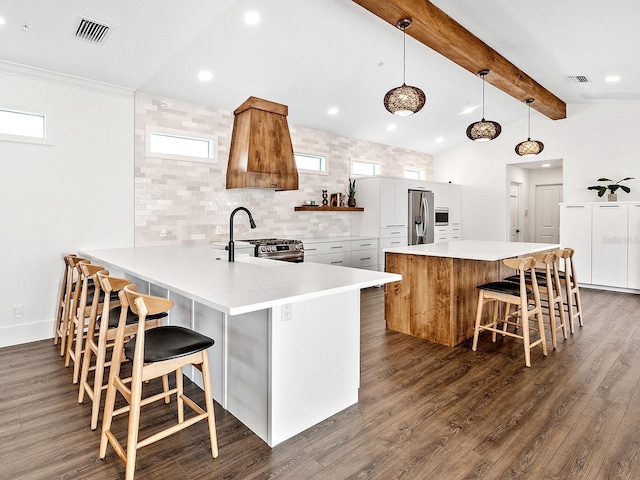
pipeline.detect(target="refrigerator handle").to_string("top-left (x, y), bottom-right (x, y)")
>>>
top-left (415, 196), bottom-right (426, 237)
top-left (422, 194), bottom-right (430, 239)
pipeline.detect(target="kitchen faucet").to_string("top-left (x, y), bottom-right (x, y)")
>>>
top-left (228, 207), bottom-right (257, 262)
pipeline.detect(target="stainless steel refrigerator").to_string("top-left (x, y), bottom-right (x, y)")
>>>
top-left (408, 189), bottom-right (434, 245)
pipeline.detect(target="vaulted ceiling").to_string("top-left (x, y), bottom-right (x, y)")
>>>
top-left (1, 0), bottom-right (638, 154)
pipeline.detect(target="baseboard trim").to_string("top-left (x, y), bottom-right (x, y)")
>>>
top-left (0, 320), bottom-right (53, 348)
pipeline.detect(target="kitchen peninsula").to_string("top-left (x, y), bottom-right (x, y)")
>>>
top-left (80, 245), bottom-right (401, 447)
top-left (383, 240), bottom-right (558, 346)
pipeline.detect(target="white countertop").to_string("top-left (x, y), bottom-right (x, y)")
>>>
top-left (383, 240), bottom-right (559, 261)
top-left (80, 246), bottom-right (400, 315)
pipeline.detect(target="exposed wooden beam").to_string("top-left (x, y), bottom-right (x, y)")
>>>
top-left (352, 0), bottom-right (566, 120)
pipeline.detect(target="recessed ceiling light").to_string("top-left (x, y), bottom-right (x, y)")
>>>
top-left (435, 137), bottom-right (444, 143)
top-left (0, 16), bottom-right (6, 25)
top-left (387, 124), bottom-right (397, 131)
top-left (605, 75), bottom-right (620, 83)
top-left (541, 164), bottom-right (550, 168)
top-left (198, 71), bottom-right (213, 82)
top-left (244, 11), bottom-right (261, 25)
top-left (327, 107), bottom-right (339, 115)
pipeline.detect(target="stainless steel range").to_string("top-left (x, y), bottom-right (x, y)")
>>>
top-left (242, 238), bottom-right (304, 263)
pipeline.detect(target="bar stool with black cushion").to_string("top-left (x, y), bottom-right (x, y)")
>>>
top-left (504, 250), bottom-right (568, 349)
top-left (78, 271), bottom-right (166, 430)
top-left (53, 254), bottom-right (78, 349)
top-left (100, 285), bottom-right (218, 479)
top-left (66, 262), bottom-right (119, 383)
top-left (557, 247), bottom-right (584, 333)
top-left (472, 256), bottom-right (547, 367)
top-left (56, 255), bottom-right (90, 357)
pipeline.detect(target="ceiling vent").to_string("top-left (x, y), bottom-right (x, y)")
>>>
top-left (564, 75), bottom-right (591, 83)
top-left (75, 16), bottom-right (112, 44)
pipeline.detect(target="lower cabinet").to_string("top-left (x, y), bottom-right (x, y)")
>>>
top-left (628, 203), bottom-right (640, 289)
top-left (592, 204), bottom-right (628, 288)
top-left (560, 202), bottom-right (640, 291)
top-left (304, 238), bottom-right (379, 270)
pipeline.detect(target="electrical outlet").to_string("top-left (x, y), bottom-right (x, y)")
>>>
top-left (216, 225), bottom-right (222, 235)
top-left (159, 228), bottom-right (167, 238)
top-left (12, 304), bottom-right (23, 319)
top-left (281, 303), bottom-right (293, 322)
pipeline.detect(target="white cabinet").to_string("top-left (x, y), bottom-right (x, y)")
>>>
top-left (592, 204), bottom-right (628, 288)
top-left (353, 176), bottom-right (462, 270)
top-left (303, 237), bottom-right (378, 270)
top-left (560, 202), bottom-right (640, 291)
top-left (560, 204), bottom-right (593, 284)
top-left (379, 177), bottom-right (409, 228)
top-left (629, 203), bottom-right (640, 289)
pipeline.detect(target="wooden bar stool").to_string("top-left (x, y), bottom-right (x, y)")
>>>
top-left (557, 247), bottom-right (584, 333)
top-left (100, 285), bottom-right (218, 479)
top-left (78, 271), bottom-right (165, 430)
top-left (56, 255), bottom-right (90, 357)
top-left (472, 256), bottom-right (547, 367)
top-left (66, 262), bottom-right (105, 383)
top-left (505, 250), bottom-right (568, 349)
top-left (53, 254), bottom-right (77, 349)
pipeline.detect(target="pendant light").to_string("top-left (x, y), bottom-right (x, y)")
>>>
top-left (466, 70), bottom-right (502, 142)
top-left (515, 99), bottom-right (544, 156)
top-left (383, 18), bottom-right (425, 116)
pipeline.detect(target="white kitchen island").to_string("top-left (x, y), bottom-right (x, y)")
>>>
top-left (80, 245), bottom-right (400, 447)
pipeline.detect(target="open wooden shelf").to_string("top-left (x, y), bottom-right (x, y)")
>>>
top-left (294, 206), bottom-right (364, 212)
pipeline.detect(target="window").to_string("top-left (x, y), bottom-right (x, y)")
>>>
top-left (0, 106), bottom-right (54, 145)
top-left (146, 127), bottom-right (216, 163)
top-left (404, 167), bottom-right (426, 180)
top-left (295, 152), bottom-right (327, 174)
top-left (351, 160), bottom-right (381, 177)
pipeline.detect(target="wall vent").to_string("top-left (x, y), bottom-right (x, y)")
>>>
top-left (75, 16), bottom-right (112, 44)
top-left (564, 75), bottom-right (591, 83)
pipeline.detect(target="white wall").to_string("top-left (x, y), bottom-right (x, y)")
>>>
top-left (434, 103), bottom-right (640, 240)
top-left (0, 63), bottom-right (134, 347)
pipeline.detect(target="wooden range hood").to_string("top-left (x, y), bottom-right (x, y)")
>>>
top-left (226, 97), bottom-right (299, 191)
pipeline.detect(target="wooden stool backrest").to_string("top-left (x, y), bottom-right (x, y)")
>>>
top-left (120, 285), bottom-right (174, 368)
top-left (503, 256), bottom-right (540, 300)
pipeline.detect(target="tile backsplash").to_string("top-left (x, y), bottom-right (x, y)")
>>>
top-left (134, 92), bottom-right (433, 246)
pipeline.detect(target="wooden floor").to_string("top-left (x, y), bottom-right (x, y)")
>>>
top-left (2, 286), bottom-right (640, 479)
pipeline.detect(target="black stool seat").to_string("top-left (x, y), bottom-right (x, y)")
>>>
top-left (86, 290), bottom-right (120, 306)
top-left (477, 281), bottom-right (531, 296)
top-left (98, 306), bottom-right (167, 329)
top-left (125, 326), bottom-right (214, 363)
top-left (535, 269), bottom-right (566, 280)
top-left (505, 272), bottom-right (548, 288)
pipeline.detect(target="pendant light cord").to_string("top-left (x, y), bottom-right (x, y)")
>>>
top-left (527, 100), bottom-right (532, 138)
top-left (481, 74), bottom-right (486, 119)
top-left (402, 25), bottom-right (406, 84)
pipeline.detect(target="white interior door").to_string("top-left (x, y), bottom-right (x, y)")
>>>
top-left (535, 184), bottom-right (563, 243)
top-left (509, 183), bottom-right (521, 242)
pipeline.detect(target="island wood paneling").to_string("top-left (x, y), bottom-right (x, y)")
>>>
top-left (385, 252), bottom-right (514, 346)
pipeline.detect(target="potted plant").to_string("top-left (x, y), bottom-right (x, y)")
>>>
top-left (347, 178), bottom-right (357, 207)
top-left (587, 177), bottom-right (634, 201)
